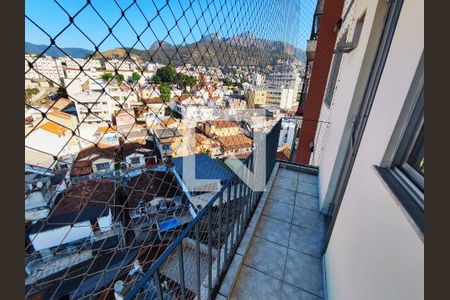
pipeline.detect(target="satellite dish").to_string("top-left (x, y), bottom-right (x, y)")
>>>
top-left (36, 181), bottom-right (44, 189)
top-left (114, 280), bottom-right (124, 293)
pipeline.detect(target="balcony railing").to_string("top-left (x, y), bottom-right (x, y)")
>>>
top-left (123, 120), bottom-right (281, 300)
top-left (276, 116), bottom-right (331, 167)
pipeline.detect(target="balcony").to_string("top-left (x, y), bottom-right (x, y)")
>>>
top-left (119, 120), bottom-right (330, 300)
top-left (220, 163), bottom-right (325, 299)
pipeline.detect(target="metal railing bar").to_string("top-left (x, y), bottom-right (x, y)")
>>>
top-left (177, 243), bottom-right (186, 300)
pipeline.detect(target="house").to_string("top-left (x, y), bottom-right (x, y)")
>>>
top-left (216, 134), bottom-right (252, 158)
top-left (25, 166), bottom-right (67, 221)
top-left (122, 170), bottom-right (190, 241)
top-left (151, 127), bottom-right (184, 158)
top-left (192, 133), bottom-right (222, 157)
top-left (115, 109), bottom-right (136, 130)
top-left (26, 122), bottom-right (79, 159)
top-left (144, 97), bottom-right (167, 119)
top-left (203, 120), bottom-right (241, 137)
top-left (25, 180), bottom-right (122, 286)
top-left (70, 145), bottom-right (118, 179)
top-left (93, 125), bottom-right (120, 146)
top-left (120, 142), bottom-right (158, 170)
top-left (169, 94), bottom-right (213, 121)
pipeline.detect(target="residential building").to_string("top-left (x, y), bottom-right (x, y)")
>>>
top-left (216, 134), bottom-right (252, 158)
top-left (252, 73), bottom-right (265, 86)
top-left (265, 70), bottom-right (301, 109)
top-left (192, 133), bottom-right (221, 157)
top-left (120, 142), bottom-right (158, 171)
top-left (25, 54), bottom-right (65, 84)
top-left (150, 127), bottom-right (184, 158)
top-left (144, 97), bottom-right (168, 120)
top-left (169, 94), bottom-right (215, 121)
top-left (245, 88), bottom-right (267, 108)
top-left (25, 180), bottom-right (122, 286)
top-left (70, 145), bottom-right (118, 180)
top-left (25, 166), bottom-right (67, 221)
top-left (203, 120), bottom-right (241, 137)
top-left (92, 126), bottom-right (120, 146)
top-left (213, 1), bottom-right (424, 300)
top-left (278, 118), bottom-right (297, 147)
top-left (122, 170), bottom-right (189, 242)
top-left (266, 86), bottom-right (298, 109)
top-left (25, 122), bottom-right (79, 163)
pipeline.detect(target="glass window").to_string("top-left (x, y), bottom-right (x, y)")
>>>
top-left (95, 162), bottom-right (110, 171)
top-left (130, 157), bottom-right (141, 165)
top-left (405, 126), bottom-right (424, 176)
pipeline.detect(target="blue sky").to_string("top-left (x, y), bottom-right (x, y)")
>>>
top-left (26, 0), bottom-right (317, 51)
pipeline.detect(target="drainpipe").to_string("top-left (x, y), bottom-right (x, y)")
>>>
top-left (294, 0), bottom-right (345, 164)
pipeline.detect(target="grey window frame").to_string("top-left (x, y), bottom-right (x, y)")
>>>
top-left (324, 31), bottom-right (348, 108)
top-left (377, 52), bottom-right (424, 236)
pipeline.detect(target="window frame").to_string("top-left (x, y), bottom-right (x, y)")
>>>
top-left (129, 156), bottom-right (142, 165)
top-left (377, 52), bottom-right (424, 235)
top-left (95, 162), bottom-right (110, 171)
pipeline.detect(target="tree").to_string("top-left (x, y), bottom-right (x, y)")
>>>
top-left (101, 72), bottom-right (114, 81)
top-left (132, 72), bottom-right (141, 81)
top-left (155, 64), bottom-right (175, 83)
top-left (153, 74), bottom-right (162, 84)
top-left (237, 82), bottom-right (244, 89)
top-left (223, 78), bottom-right (232, 86)
top-left (115, 74), bottom-right (125, 84)
top-left (55, 87), bottom-right (68, 99)
top-left (176, 73), bottom-right (198, 89)
top-left (159, 84), bottom-right (172, 102)
top-left (25, 88), bottom-right (39, 100)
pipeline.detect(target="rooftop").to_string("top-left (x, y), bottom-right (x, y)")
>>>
top-left (38, 122), bottom-right (68, 137)
top-left (172, 154), bottom-right (234, 182)
top-left (207, 120), bottom-right (240, 128)
top-left (216, 134), bottom-right (252, 151)
top-left (28, 180), bottom-right (116, 233)
top-left (124, 170), bottom-right (181, 209)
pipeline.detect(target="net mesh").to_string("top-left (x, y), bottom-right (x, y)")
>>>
top-left (24, 0), bottom-right (357, 298)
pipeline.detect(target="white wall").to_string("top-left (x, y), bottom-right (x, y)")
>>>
top-left (321, 0), bottom-right (424, 299)
top-left (98, 209), bottom-right (113, 232)
top-left (29, 221), bottom-right (93, 251)
top-left (25, 128), bottom-right (73, 157)
top-left (125, 153), bottom-right (145, 168)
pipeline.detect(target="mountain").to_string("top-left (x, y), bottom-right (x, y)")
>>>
top-left (225, 32), bottom-right (306, 61)
top-left (25, 42), bottom-right (93, 58)
top-left (149, 40), bottom-right (174, 50)
top-left (200, 33), bottom-right (223, 42)
top-left (93, 33), bottom-right (306, 67)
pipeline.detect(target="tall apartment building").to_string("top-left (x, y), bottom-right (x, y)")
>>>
top-left (252, 73), bottom-right (265, 86)
top-left (25, 54), bottom-right (65, 84)
top-left (265, 70), bottom-right (301, 109)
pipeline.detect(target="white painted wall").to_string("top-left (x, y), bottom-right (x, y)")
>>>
top-left (320, 0), bottom-right (424, 299)
top-left (29, 221), bottom-right (93, 251)
top-left (125, 153), bottom-right (145, 168)
top-left (25, 128), bottom-right (73, 157)
top-left (98, 209), bottom-right (113, 232)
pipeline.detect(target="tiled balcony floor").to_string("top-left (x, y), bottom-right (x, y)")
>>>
top-left (228, 166), bottom-right (326, 300)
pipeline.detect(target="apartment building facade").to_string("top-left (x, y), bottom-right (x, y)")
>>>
top-left (265, 71), bottom-right (301, 109)
top-left (25, 54), bottom-right (65, 83)
top-left (313, 0), bottom-right (424, 298)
